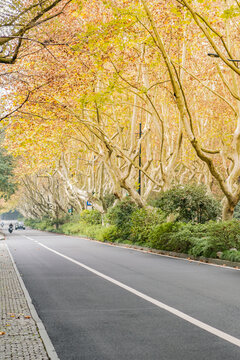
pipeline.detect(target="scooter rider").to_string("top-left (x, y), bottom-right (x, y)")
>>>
top-left (8, 223), bottom-right (13, 233)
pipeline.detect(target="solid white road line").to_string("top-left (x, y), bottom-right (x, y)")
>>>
top-left (25, 236), bottom-right (240, 348)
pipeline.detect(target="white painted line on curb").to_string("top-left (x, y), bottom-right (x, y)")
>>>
top-left (25, 236), bottom-right (240, 348)
top-left (96, 240), bottom-right (240, 271)
top-left (26, 231), bottom-right (240, 271)
top-left (43, 231), bottom-right (240, 272)
top-left (6, 243), bottom-right (60, 360)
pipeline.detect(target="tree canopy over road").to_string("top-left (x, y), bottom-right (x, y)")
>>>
top-left (0, 0), bottom-right (71, 64)
top-left (1, 0), bottom-right (240, 221)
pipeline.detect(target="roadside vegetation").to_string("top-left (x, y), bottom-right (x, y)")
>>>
top-left (0, 145), bottom-right (17, 200)
top-left (2, 1), bottom-right (240, 264)
top-left (24, 185), bottom-right (240, 263)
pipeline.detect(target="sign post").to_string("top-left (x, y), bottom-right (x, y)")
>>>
top-left (68, 206), bottom-right (73, 215)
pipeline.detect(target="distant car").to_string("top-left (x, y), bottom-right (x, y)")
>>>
top-left (15, 222), bottom-right (25, 230)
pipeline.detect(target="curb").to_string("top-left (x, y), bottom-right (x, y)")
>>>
top-left (105, 243), bottom-right (240, 269)
top-left (67, 234), bottom-right (240, 270)
top-left (29, 228), bottom-right (240, 270)
top-left (6, 243), bottom-right (60, 360)
top-left (63, 232), bottom-right (240, 269)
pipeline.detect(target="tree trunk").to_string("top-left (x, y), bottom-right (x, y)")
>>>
top-left (222, 198), bottom-right (234, 221)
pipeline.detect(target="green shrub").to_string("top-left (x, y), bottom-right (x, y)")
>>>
top-left (80, 209), bottom-right (102, 225)
top-left (166, 225), bottom-right (194, 253)
top-left (189, 220), bottom-right (240, 258)
top-left (148, 221), bottom-right (209, 254)
top-left (95, 225), bottom-right (119, 242)
top-left (24, 219), bottom-right (41, 229)
top-left (166, 222), bottom-right (209, 253)
top-left (102, 193), bottom-right (116, 209)
top-left (148, 220), bottom-right (240, 257)
top-left (106, 198), bottom-right (137, 239)
top-left (205, 220), bottom-right (240, 249)
top-left (27, 218), bottom-right (54, 231)
top-left (189, 237), bottom-right (216, 258)
top-left (60, 222), bottom-right (86, 235)
top-left (60, 221), bottom-right (102, 238)
top-left (83, 224), bottom-right (102, 238)
top-left (151, 184), bottom-right (221, 223)
top-left (37, 220), bottom-right (51, 231)
top-left (130, 208), bottom-right (166, 244)
top-left (221, 250), bottom-right (240, 262)
top-left (25, 217), bottom-right (63, 231)
top-left (149, 222), bottom-right (179, 250)
top-left (25, 213), bottom-right (240, 263)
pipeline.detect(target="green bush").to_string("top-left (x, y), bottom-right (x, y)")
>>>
top-left (24, 218), bottom-right (55, 231)
top-left (83, 224), bottom-right (102, 238)
top-left (106, 198), bottom-right (137, 239)
top-left (221, 250), bottom-right (240, 262)
top-left (130, 208), bottom-right (166, 244)
top-left (165, 222), bottom-right (210, 253)
top-left (189, 220), bottom-right (240, 258)
top-left (149, 222), bottom-right (179, 250)
top-left (102, 193), bottom-right (116, 209)
top-left (146, 220), bottom-right (240, 257)
top-left (24, 219), bottom-right (41, 229)
top-left (96, 225), bottom-right (119, 242)
top-left (205, 220), bottom-right (240, 250)
top-left (25, 211), bottom-right (240, 263)
top-left (166, 223), bottom-right (196, 253)
top-left (80, 209), bottom-right (102, 225)
top-left (60, 222), bottom-right (87, 235)
top-left (60, 221), bottom-right (102, 238)
top-left (25, 217), bottom-right (65, 232)
top-left (152, 184), bottom-right (221, 223)
top-left (189, 237), bottom-right (216, 258)
top-left (37, 220), bottom-right (53, 231)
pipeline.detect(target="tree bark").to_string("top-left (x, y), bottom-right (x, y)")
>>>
top-left (222, 198), bottom-right (235, 221)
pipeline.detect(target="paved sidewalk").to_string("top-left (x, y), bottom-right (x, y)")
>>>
top-left (0, 241), bottom-right (49, 360)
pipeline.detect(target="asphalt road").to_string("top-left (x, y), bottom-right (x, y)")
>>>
top-left (4, 228), bottom-right (240, 360)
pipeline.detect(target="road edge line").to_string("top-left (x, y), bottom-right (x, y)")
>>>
top-left (54, 233), bottom-right (240, 271)
top-left (30, 230), bottom-right (240, 271)
top-left (30, 238), bottom-right (240, 349)
top-left (6, 243), bottom-right (60, 360)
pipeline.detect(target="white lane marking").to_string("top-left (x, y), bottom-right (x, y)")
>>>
top-left (26, 233), bottom-right (240, 272)
top-left (24, 236), bottom-right (240, 348)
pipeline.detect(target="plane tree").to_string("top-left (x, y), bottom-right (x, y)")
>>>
top-left (3, 0), bottom-right (240, 220)
top-left (139, 0), bottom-right (240, 219)
top-left (0, 0), bottom-right (71, 64)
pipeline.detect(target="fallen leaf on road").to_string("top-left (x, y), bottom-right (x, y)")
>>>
top-left (24, 316), bottom-right (31, 319)
top-left (0, 332), bottom-right (5, 335)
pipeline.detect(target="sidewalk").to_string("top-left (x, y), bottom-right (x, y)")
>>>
top-left (0, 239), bottom-right (49, 360)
